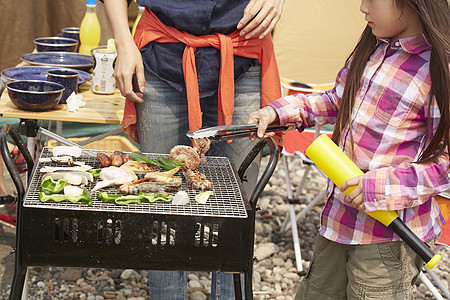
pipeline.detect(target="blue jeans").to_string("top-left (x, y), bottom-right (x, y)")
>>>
top-left (148, 271), bottom-right (243, 300)
top-left (136, 65), bottom-right (262, 299)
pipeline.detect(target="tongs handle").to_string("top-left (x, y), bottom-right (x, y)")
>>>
top-left (187, 124), bottom-right (295, 142)
top-left (187, 124), bottom-right (257, 139)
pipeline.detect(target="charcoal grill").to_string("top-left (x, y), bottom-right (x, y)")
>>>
top-left (0, 124), bottom-right (280, 300)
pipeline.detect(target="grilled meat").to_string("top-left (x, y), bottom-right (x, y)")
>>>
top-left (182, 166), bottom-right (212, 191)
top-left (192, 137), bottom-right (211, 156)
top-left (97, 152), bottom-right (111, 167)
top-left (120, 160), bottom-right (160, 177)
top-left (119, 180), bottom-right (180, 195)
top-left (110, 151), bottom-right (123, 167)
top-left (144, 171), bottom-right (183, 186)
top-left (168, 145), bottom-right (200, 170)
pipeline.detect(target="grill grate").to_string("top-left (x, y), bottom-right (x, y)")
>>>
top-left (24, 147), bottom-right (247, 218)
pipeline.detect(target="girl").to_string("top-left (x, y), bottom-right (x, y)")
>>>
top-left (248, 0), bottom-right (449, 299)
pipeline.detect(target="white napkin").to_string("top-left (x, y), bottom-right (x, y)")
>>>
top-left (66, 92), bottom-right (86, 112)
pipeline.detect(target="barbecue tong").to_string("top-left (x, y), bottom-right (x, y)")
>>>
top-left (186, 124), bottom-right (295, 142)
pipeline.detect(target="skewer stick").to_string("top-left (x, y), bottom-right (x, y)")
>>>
top-left (305, 134), bottom-right (440, 269)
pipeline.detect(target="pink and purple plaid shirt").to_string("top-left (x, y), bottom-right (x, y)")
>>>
top-left (269, 34), bottom-right (449, 244)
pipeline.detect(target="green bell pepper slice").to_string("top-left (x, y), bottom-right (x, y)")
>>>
top-left (40, 174), bottom-right (67, 195)
top-left (39, 188), bottom-right (92, 206)
top-left (139, 192), bottom-right (173, 203)
top-left (97, 192), bottom-right (124, 203)
top-left (114, 195), bottom-right (143, 205)
top-left (96, 192), bottom-right (173, 205)
top-left (88, 168), bottom-right (102, 177)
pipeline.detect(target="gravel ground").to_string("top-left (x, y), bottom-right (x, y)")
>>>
top-left (0, 155), bottom-right (448, 299)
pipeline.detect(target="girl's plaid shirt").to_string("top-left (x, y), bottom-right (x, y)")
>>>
top-left (269, 34), bottom-right (449, 244)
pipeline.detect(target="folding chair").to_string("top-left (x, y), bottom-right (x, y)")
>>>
top-left (418, 194), bottom-right (450, 299)
top-left (278, 79), bottom-right (333, 274)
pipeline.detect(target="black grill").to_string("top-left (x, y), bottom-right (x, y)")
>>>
top-left (0, 124), bottom-right (279, 300)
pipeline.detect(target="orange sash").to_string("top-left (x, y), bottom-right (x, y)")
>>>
top-left (122, 9), bottom-right (281, 143)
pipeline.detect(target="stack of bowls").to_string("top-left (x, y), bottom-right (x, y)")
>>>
top-left (34, 37), bottom-right (78, 53)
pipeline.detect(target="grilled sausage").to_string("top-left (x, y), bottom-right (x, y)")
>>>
top-left (97, 153), bottom-right (112, 167)
top-left (110, 151), bottom-right (124, 167)
top-left (119, 152), bottom-right (133, 163)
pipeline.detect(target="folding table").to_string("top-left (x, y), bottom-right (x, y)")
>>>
top-left (0, 81), bottom-right (125, 157)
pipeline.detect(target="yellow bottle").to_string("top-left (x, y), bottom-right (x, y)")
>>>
top-left (131, 5), bottom-right (145, 36)
top-left (79, 0), bottom-right (101, 55)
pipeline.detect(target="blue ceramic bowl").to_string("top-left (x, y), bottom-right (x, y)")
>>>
top-left (6, 80), bottom-right (65, 111)
top-left (34, 37), bottom-right (78, 52)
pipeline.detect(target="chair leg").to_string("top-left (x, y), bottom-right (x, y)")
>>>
top-left (280, 154), bottom-right (306, 274)
top-left (291, 189), bottom-right (326, 229)
top-left (423, 267), bottom-right (450, 299)
top-left (418, 271), bottom-right (444, 300)
top-left (289, 204), bottom-right (304, 274)
top-left (280, 155), bottom-right (311, 232)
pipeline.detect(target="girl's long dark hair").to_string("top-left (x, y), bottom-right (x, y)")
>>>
top-left (331, 0), bottom-right (449, 168)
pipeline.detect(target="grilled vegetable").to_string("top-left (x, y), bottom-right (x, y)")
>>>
top-left (88, 168), bottom-right (102, 177)
top-left (114, 195), bottom-right (143, 205)
top-left (195, 191), bottom-right (214, 204)
top-left (97, 192), bottom-right (123, 203)
top-left (129, 151), bottom-right (159, 165)
top-left (63, 185), bottom-right (84, 197)
top-left (172, 191), bottom-right (189, 205)
top-left (39, 188), bottom-right (92, 206)
top-left (41, 174), bottom-right (67, 195)
top-left (129, 151), bottom-right (185, 171)
top-left (43, 171), bottom-right (93, 186)
top-left (97, 191), bottom-right (173, 205)
top-left (139, 192), bottom-right (173, 203)
top-left (157, 157), bottom-right (184, 170)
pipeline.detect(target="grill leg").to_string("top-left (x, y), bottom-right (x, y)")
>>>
top-left (233, 273), bottom-right (243, 300)
top-left (9, 264), bottom-right (27, 300)
top-left (233, 271), bottom-right (253, 299)
top-left (244, 270), bottom-right (252, 299)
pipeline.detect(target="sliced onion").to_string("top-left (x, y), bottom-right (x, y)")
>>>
top-left (43, 171), bottom-right (93, 186)
top-left (63, 185), bottom-right (83, 197)
top-left (172, 191), bottom-right (189, 205)
top-left (195, 191), bottom-right (214, 204)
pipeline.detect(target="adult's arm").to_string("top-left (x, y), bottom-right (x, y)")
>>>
top-left (103, 0), bottom-right (144, 103)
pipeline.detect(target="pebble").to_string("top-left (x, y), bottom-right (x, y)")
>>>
top-left (22, 156), bottom-right (449, 299)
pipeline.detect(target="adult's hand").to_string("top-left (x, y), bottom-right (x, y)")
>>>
top-left (114, 41), bottom-right (145, 103)
top-left (103, 0), bottom-right (145, 103)
top-left (237, 0), bottom-right (286, 39)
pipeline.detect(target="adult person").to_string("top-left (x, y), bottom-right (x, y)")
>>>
top-left (101, 0), bottom-right (285, 298)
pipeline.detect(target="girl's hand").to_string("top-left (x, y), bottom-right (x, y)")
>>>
top-left (237, 0), bottom-right (286, 39)
top-left (247, 106), bottom-right (279, 141)
top-left (340, 175), bottom-right (365, 211)
top-left (114, 42), bottom-right (145, 103)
